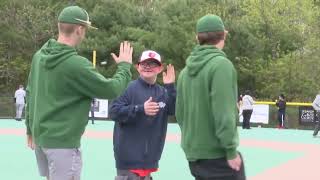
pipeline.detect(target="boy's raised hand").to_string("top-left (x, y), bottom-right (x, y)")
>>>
top-left (111, 41), bottom-right (133, 64)
top-left (163, 64), bottom-right (175, 84)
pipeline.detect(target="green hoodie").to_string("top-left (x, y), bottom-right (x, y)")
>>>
top-left (176, 45), bottom-right (239, 161)
top-left (26, 39), bottom-right (131, 148)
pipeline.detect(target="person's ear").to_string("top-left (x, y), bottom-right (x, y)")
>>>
top-left (155, 64), bottom-right (163, 73)
top-left (76, 25), bottom-right (85, 35)
top-left (75, 26), bottom-right (81, 36)
top-left (224, 30), bottom-right (228, 40)
top-left (159, 64), bottom-right (164, 72)
top-left (135, 64), bottom-right (139, 70)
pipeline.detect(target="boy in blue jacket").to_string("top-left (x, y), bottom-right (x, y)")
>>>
top-left (110, 50), bottom-right (176, 180)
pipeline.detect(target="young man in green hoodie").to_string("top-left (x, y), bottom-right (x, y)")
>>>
top-left (176, 14), bottom-right (245, 180)
top-left (25, 5), bottom-right (133, 180)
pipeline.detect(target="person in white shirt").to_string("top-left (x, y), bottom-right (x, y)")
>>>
top-left (14, 85), bottom-right (26, 121)
top-left (242, 90), bottom-right (254, 129)
top-left (237, 94), bottom-right (243, 116)
top-left (312, 93), bottom-right (320, 137)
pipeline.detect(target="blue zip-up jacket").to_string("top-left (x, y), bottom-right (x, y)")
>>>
top-left (109, 77), bottom-right (176, 169)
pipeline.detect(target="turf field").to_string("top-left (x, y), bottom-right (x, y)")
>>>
top-left (1, 119), bottom-right (319, 180)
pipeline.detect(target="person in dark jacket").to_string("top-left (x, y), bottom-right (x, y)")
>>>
top-left (109, 50), bottom-right (176, 180)
top-left (276, 94), bottom-right (286, 129)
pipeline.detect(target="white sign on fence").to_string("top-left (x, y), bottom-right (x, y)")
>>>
top-left (239, 104), bottom-right (269, 124)
top-left (88, 99), bottom-right (108, 118)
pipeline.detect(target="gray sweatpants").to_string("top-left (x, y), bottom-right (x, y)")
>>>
top-left (35, 147), bottom-right (82, 180)
top-left (15, 103), bottom-right (24, 119)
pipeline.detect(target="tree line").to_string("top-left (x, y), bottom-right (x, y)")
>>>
top-left (1, 0), bottom-right (320, 101)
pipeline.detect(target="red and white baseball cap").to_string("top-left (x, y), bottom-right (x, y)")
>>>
top-left (139, 50), bottom-right (161, 65)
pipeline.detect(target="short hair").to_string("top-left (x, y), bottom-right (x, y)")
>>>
top-left (197, 31), bottom-right (225, 45)
top-left (58, 23), bottom-right (80, 36)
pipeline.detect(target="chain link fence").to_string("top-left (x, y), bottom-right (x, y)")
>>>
top-left (0, 96), bottom-right (316, 130)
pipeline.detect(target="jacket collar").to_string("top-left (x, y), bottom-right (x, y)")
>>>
top-left (138, 77), bottom-right (156, 87)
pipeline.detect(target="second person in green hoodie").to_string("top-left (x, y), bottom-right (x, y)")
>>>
top-left (176, 14), bottom-right (246, 180)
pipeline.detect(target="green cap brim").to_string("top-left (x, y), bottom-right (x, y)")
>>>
top-left (74, 18), bottom-right (98, 29)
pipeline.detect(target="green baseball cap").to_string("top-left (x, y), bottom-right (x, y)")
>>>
top-left (58, 6), bottom-right (97, 29)
top-left (196, 14), bottom-right (225, 33)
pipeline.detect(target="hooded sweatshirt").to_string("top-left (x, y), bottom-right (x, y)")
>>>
top-left (176, 45), bottom-right (239, 161)
top-left (26, 39), bottom-right (131, 148)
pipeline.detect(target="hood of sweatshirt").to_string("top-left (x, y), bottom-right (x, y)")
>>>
top-left (186, 45), bottom-right (226, 76)
top-left (38, 39), bottom-right (77, 69)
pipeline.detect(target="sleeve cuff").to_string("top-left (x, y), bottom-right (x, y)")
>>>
top-left (25, 119), bottom-right (32, 135)
top-left (134, 104), bottom-right (144, 113)
top-left (117, 62), bottom-right (132, 70)
top-left (26, 128), bottom-right (31, 135)
top-left (226, 149), bottom-right (237, 160)
top-left (164, 83), bottom-right (175, 90)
